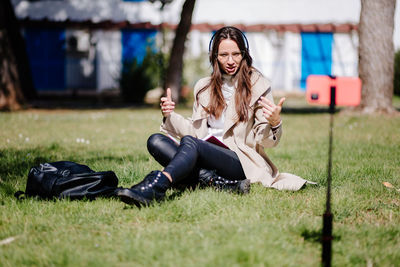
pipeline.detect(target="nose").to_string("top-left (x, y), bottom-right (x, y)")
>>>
top-left (227, 55), bottom-right (235, 64)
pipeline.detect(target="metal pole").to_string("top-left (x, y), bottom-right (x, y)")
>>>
top-left (322, 84), bottom-right (335, 267)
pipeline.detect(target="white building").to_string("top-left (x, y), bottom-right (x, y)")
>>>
top-left (12, 0), bottom-right (400, 93)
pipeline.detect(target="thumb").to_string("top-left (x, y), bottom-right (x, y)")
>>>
top-left (166, 88), bottom-right (172, 101)
top-left (277, 97), bottom-right (286, 108)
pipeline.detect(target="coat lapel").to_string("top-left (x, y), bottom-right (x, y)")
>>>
top-left (249, 72), bottom-right (270, 107)
top-left (192, 90), bottom-right (210, 121)
top-left (223, 95), bottom-right (238, 135)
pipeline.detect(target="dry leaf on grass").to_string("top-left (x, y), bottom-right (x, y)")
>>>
top-left (383, 182), bottom-right (400, 192)
top-left (383, 182), bottom-right (395, 188)
top-left (0, 236), bottom-right (18, 246)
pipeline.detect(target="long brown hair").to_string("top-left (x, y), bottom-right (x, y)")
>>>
top-left (196, 26), bottom-right (253, 122)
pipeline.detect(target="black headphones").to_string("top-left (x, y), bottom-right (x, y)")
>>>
top-left (208, 26), bottom-right (250, 54)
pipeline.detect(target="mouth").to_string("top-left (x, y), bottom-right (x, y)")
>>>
top-left (225, 66), bottom-right (237, 74)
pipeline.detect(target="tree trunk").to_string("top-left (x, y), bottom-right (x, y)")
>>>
top-left (0, 30), bottom-right (24, 111)
top-left (358, 0), bottom-right (397, 114)
top-left (165, 0), bottom-right (196, 103)
top-left (0, 0), bottom-right (36, 111)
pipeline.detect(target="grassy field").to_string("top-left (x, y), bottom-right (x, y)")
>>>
top-left (0, 104), bottom-right (399, 266)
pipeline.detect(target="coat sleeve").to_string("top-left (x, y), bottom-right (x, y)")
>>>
top-left (160, 79), bottom-right (208, 139)
top-left (251, 77), bottom-right (282, 148)
top-left (159, 104), bottom-right (198, 139)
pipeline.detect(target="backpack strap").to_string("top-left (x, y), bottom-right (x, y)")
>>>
top-left (14, 191), bottom-right (25, 200)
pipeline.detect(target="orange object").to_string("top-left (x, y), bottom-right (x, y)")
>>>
top-left (306, 75), bottom-right (361, 106)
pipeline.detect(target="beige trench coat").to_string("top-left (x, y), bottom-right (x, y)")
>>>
top-left (161, 72), bottom-right (313, 191)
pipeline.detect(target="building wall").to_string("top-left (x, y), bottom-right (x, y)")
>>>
top-left (185, 30), bottom-right (358, 91)
top-left (23, 26), bottom-right (361, 93)
top-left (66, 30), bottom-right (97, 90)
top-left (332, 32), bottom-right (359, 77)
top-left (16, 0), bottom-right (395, 93)
top-left (24, 28), bottom-right (159, 93)
top-left (93, 30), bottom-right (122, 92)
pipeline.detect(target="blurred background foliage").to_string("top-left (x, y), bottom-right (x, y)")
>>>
top-left (119, 49), bottom-right (168, 103)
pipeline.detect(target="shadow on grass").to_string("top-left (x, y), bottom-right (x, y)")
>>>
top-left (282, 107), bottom-right (332, 114)
top-left (25, 93), bottom-right (400, 113)
top-left (301, 229), bottom-right (323, 243)
top-left (0, 182), bottom-right (17, 196)
top-left (301, 228), bottom-right (341, 243)
top-left (30, 102), bottom-right (333, 114)
top-left (0, 145), bottom-right (150, 197)
top-left (0, 146), bottom-right (145, 178)
top-left (28, 96), bottom-right (164, 111)
top-left (119, 190), bottom-right (187, 210)
top-left (0, 148), bottom-right (53, 181)
top-left (283, 106), bottom-right (400, 114)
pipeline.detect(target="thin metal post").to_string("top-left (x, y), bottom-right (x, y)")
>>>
top-left (322, 84), bottom-right (335, 267)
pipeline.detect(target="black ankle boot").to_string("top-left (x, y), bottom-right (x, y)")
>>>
top-left (198, 169), bottom-right (251, 194)
top-left (117, 170), bottom-right (171, 207)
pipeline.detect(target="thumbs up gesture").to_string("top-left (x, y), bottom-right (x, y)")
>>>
top-left (258, 97), bottom-right (285, 127)
top-left (160, 88), bottom-right (175, 118)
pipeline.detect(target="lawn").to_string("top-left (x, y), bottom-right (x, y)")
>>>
top-left (0, 104), bottom-right (399, 266)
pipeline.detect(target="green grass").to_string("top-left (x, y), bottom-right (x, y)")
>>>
top-left (0, 107), bottom-right (399, 266)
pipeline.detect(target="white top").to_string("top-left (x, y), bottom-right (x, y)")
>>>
top-left (207, 75), bottom-right (236, 142)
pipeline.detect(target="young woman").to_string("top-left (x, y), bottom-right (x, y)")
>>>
top-left (118, 26), bottom-right (310, 207)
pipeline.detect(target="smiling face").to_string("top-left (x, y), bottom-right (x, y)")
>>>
top-left (217, 39), bottom-right (243, 76)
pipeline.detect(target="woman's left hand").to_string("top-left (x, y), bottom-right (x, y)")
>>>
top-left (258, 97), bottom-right (285, 127)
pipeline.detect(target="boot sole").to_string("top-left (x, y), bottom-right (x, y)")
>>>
top-left (117, 189), bottom-right (151, 208)
top-left (238, 179), bottom-right (251, 194)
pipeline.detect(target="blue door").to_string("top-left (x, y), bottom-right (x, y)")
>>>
top-left (300, 32), bottom-right (333, 90)
top-left (25, 28), bottom-right (66, 91)
top-left (121, 29), bottom-right (157, 64)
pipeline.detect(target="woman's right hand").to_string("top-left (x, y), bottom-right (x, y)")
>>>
top-left (160, 88), bottom-right (175, 118)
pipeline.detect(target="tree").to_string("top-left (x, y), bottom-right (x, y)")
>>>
top-left (164, 0), bottom-right (196, 103)
top-left (0, 0), bottom-right (36, 111)
top-left (358, 0), bottom-right (397, 114)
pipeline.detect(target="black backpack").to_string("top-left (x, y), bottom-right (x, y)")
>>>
top-left (15, 161), bottom-right (121, 200)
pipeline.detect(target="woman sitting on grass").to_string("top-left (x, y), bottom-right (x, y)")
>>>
top-left (118, 26), bottom-right (310, 207)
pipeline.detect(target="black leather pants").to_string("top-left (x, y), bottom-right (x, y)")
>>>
top-left (147, 133), bottom-right (246, 184)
